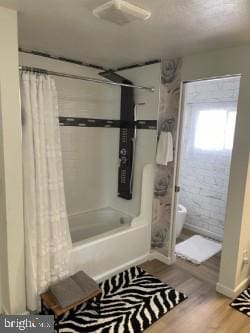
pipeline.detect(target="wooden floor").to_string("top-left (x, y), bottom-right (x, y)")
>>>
top-left (139, 229), bottom-right (249, 333)
top-left (140, 259), bottom-right (249, 333)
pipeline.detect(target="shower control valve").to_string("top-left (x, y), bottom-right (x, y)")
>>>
top-left (120, 148), bottom-right (127, 156)
top-left (120, 156), bottom-right (127, 164)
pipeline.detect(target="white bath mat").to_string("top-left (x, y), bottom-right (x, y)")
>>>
top-left (175, 235), bottom-right (222, 264)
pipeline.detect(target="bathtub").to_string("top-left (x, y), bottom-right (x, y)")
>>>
top-left (70, 207), bottom-right (133, 244)
top-left (70, 164), bottom-right (154, 281)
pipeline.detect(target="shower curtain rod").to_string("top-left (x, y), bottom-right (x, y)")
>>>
top-left (19, 66), bottom-right (155, 92)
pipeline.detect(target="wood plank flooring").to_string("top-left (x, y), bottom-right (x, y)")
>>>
top-left (140, 258), bottom-right (250, 333)
top-left (139, 229), bottom-right (249, 332)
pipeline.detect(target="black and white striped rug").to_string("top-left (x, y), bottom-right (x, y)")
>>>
top-left (230, 287), bottom-right (250, 317)
top-left (58, 266), bottom-right (187, 332)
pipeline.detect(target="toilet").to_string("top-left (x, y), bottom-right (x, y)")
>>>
top-left (175, 204), bottom-right (187, 238)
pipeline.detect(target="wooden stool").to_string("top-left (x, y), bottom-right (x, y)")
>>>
top-left (41, 276), bottom-right (101, 332)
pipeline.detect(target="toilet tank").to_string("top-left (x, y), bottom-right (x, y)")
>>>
top-left (175, 204), bottom-right (187, 238)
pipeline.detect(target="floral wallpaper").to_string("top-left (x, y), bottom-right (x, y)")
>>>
top-left (151, 58), bottom-right (182, 251)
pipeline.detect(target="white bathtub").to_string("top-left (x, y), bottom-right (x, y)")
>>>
top-left (70, 164), bottom-right (154, 281)
top-left (70, 207), bottom-right (133, 244)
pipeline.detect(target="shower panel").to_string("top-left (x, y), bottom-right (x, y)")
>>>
top-left (118, 82), bottom-right (135, 199)
top-left (99, 71), bottom-right (135, 200)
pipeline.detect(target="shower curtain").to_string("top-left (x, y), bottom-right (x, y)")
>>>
top-left (21, 72), bottom-right (72, 311)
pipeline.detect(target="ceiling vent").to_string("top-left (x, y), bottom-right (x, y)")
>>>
top-left (93, 0), bottom-right (151, 26)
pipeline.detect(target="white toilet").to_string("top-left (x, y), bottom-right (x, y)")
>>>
top-left (175, 204), bottom-right (187, 238)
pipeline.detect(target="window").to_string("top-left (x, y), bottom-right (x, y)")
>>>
top-left (194, 109), bottom-right (236, 151)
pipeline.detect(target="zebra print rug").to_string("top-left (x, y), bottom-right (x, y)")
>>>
top-left (58, 266), bottom-right (187, 332)
top-left (230, 287), bottom-right (250, 317)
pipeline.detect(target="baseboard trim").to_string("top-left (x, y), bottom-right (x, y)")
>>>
top-left (94, 250), bottom-right (173, 282)
top-left (184, 223), bottom-right (223, 242)
top-left (94, 253), bottom-right (152, 282)
top-left (216, 277), bottom-right (249, 299)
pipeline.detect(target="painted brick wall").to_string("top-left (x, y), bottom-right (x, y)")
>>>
top-left (179, 77), bottom-right (240, 240)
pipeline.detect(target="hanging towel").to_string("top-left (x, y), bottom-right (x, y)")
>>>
top-left (156, 132), bottom-right (173, 166)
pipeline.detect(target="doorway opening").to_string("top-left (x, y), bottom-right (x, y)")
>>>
top-left (173, 75), bottom-right (241, 284)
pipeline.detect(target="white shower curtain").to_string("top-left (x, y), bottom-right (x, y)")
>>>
top-left (21, 72), bottom-right (72, 311)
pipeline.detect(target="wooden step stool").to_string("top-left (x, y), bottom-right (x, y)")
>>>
top-left (40, 273), bottom-right (101, 332)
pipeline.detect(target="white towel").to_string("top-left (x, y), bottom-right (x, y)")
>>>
top-left (156, 132), bottom-right (173, 166)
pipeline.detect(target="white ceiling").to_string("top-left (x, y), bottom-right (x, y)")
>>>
top-left (1, 0), bottom-right (250, 69)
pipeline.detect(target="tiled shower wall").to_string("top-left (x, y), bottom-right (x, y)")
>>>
top-left (58, 63), bottom-right (160, 218)
top-left (57, 73), bottom-right (121, 216)
top-left (19, 52), bottom-right (160, 220)
top-left (179, 77), bottom-right (240, 240)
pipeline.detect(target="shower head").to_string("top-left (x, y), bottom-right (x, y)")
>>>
top-left (99, 70), bottom-right (132, 84)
